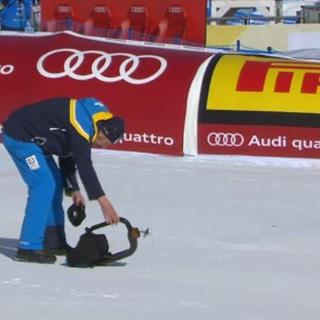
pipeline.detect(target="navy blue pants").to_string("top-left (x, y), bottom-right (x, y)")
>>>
top-left (3, 134), bottom-right (65, 250)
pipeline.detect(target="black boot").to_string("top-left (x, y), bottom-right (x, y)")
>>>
top-left (44, 226), bottom-right (69, 255)
top-left (47, 244), bottom-right (72, 256)
top-left (14, 249), bottom-right (57, 264)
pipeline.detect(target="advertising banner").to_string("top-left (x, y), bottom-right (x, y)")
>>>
top-left (199, 124), bottom-right (320, 158)
top-left (198, 54), bottom-right (320, 158)
top-left (0, 32), bottom-right (212, 155)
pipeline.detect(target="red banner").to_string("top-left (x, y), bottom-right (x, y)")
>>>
top-left (0, 32), bottom-right (212, 155)
top-left (199, 124), bottom-right (320, 158)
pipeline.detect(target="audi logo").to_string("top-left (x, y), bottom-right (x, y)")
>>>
top-left (0, 64), bottom-right (14, 75)
top-left (93, 6), bottom-right (108, 13)
top-left (57, 6), bottom-right (71, 13)
top-left (37, 49), bottom-right (167, 85)
top-left (207, 132), bottom-right (245, 147)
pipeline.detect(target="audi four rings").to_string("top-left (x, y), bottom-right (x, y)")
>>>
top-left (207, 132), bottom-right (245, 147)
top-left (36, 48), bottom-right (168, 85)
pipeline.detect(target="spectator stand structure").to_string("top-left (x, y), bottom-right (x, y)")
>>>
top-left (120, 5), bottom-right (149, 41)
top-left (39, 0), bottom-right (206, 47)
top-left (208, 0), bottom-right (277, 25)
top-left (152, 5), bottom-right (188, 44)
top-left (41, 3), bottom-right (74, 32)
top-left (82, 5), bottom-right (114, 38)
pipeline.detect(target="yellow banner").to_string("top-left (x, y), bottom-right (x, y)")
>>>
top-left (206, 55), bottom-right (320, 114)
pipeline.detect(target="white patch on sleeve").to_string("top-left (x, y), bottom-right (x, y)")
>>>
top-left (25, 155), bottom-right (40, 170)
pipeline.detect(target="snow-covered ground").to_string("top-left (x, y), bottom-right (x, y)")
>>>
top-left (1, 144), bottom-right (320, 320)
top-left (280, 48), bottom-right (320, 60)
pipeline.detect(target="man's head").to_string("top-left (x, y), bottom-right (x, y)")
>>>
top-left (95, 116), bottom-right (125, 146)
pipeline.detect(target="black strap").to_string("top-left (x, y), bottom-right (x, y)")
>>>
top-left (86, 217), bottom-right (140, 264)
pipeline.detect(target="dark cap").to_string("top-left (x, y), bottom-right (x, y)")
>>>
top-left (98, 117), bottom-right (125, 143)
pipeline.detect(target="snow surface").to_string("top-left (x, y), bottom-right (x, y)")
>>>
top-left (1, 144), bottom-right (320, 320)
top-left (280, 48), bottom-right (320, 60)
